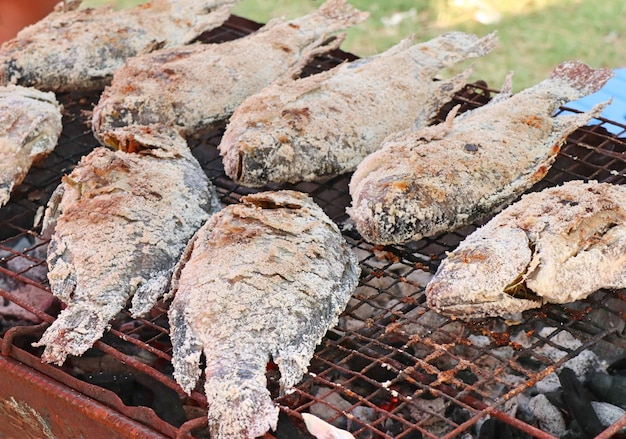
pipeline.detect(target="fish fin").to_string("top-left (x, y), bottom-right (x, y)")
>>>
top-left (479, 71), bottom-right (514, 107)
top-left (180, 2), bottom-right (239, 44)
top-left (41, 184), bottom-right (65, 239)
top-left (169, 298), bottom-right (203, 394)
top-left (33, 300), bottom-right (125, 365)
top-left (165, 229), bottom-right (200, 301)
top-left (419, 65), bottom-right (474, 126)
top-left (551, 100), bottom-right (611, 141)
top-left (408, 31), bottom-right (498, 71)
top-left (129, 272), bottom-right (170, 317)
top-left (282, 0), bottom-right (368, 79)
top-left (286, 33), bottom-right (347, 80)
top-left (386, 104), bottom-right (459, 145)
top-left (301, 0), bottom-right (369, 33)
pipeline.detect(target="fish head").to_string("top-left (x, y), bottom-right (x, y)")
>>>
top-left (220, 100), bottom-right (305, 186)
top-left (426, 227), bottom-right (543, 319)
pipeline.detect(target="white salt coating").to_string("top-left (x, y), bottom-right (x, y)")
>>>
top-left (427, 180), bottom-right (626, 318)
top-left (0, 0), bottom-right (238, 92)
top-left (33, 125), bottom-right (220, 365)
top-left (0, 85), bottom-right (62, 208)
top-left (219, 31), bottom-right (498, 186)
top-left (350, 61), bottom-right (613, 245)
top-left (92, 0), bottom-right (369, 140)
top-left (168, 190), bottom-right (360, 439)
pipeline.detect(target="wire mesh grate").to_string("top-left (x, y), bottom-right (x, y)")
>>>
top-left (1, 14), bottom-right (626, 439)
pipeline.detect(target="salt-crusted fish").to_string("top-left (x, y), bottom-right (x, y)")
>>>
top-left (426, 180), bottom-right (626, 319)
top-left (167, 190), bottom-right (360, 439)
top-left (0, 85), bottom-right (62, 208)
top-left (0, 0), bottom-right (238, 92)
top-left (219, 31), bottom-right (498, 187)
top-left (33, 125), bottom-right (220, 365)
top-left (349, 61), bottom-right (613, 245)
top-left (91, 0), bottom-right (368, 140)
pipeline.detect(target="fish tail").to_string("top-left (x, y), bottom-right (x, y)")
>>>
top-left (205, 370), bottom-right (279, 439)
top-left (32, 304), bottom-right (119, 365)
top-left (549, 61), bottom-right (614, 99)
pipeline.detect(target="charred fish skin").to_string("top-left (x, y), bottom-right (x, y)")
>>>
top-left (0, 85), bottom-right (62, 208)
top-left (168, 190), bottom-right (360, 439)
top-left (426, 180), bottom-right (626, 320)
top-left (348, 61), bottom-right (614, 245)
top-left (0, 0), bottom-right (238, 92)
top-left (33, 125), bottom-right (220, 365)
top-left (219, 31), bottom-right (498, 187)
top-left (92, 0), bottom-right (369, 140)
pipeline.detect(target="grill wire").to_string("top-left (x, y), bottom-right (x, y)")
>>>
top-left (2, 15), bottom-right (626, 439)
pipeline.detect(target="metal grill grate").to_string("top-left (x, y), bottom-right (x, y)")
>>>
top-left (2, 15), bottom-right (626, 439)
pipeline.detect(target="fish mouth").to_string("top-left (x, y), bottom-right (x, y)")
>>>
top-left (431, 292), bottom-right (544, 319)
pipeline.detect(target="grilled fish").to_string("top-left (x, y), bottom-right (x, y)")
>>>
top-left (92, 0), bottom-right (368, 140)
top-left (0, 0), bottom-right (238, 92)
top-left (1, 85), bottom-right (62, 208)
top-left (33, 125), bottom-right (220, 365)
top-left (167, 190), bottom-right (360, 439)
top-left (218, 31), bottom-right (498, 187)
top-left (349, 61), bottom-right (613, 245)
top-left (426, 180), bottom-right (626, 319)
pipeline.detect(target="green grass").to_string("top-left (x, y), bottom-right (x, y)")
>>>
top-left (81, 0), bottom-right (626, 92)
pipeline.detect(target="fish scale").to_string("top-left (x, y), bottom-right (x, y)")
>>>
top-left (426, 180), bottom-right (626, 319)
top-left (0, 0), bottom-right (238, 92)
top-left (168, 190), bottom-right (360, 439)
top-left (92, 0), bottom-right (368, 141)
top-left (349, 61), bottom-right (614, 245)
top-left (0, 85), bottom-right (62, 208)
top-left (218, 30), bottom-right (498, 187)
top-left (33, 125), bottom-right (220, 365)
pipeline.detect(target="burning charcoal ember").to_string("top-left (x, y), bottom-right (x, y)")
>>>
top-left (350, 62), bottom-right (613, 246)
top-left (559, 367), bottom-right (605, 438)
top-left (0, 85), bottom-right (62, 209)
top-left (92, 0), bottom-right (369, 140)
top-left (0, 0), bottom-right (239, 92)
top-left (426, 180), bottom-right (626, 318)
top-left (33, 125), bottom-right (220, 365)
top-left (527, 393), bottom-right (566, 436)
top-left (219, 32), bottom-right (497, 187)
top-left (167, 191), bottom-right (360, 439)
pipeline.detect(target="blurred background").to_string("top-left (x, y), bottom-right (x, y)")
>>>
top-left (8, 0), bottom-right (626, 92)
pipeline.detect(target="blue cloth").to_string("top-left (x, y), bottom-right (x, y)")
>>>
top-left (565, 68), bottom-right (626, 135)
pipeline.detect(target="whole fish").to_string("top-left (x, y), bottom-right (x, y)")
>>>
top-left (426, 180), bottom-right (626, 319)
top-left (167, 190), bottom-right (360, 439)
top-left (0, 85), bottom-right (62, 208)
top-left (218, 31), bottom-right (498, 187)
top-left (0, 0), bottom-right (238, 92)
top-left (33, 125), bottom-right (220, 365)
top-left (349, 61), bottom-right (613, 245)
top-left (92, 0), bottom-right (368, 140)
